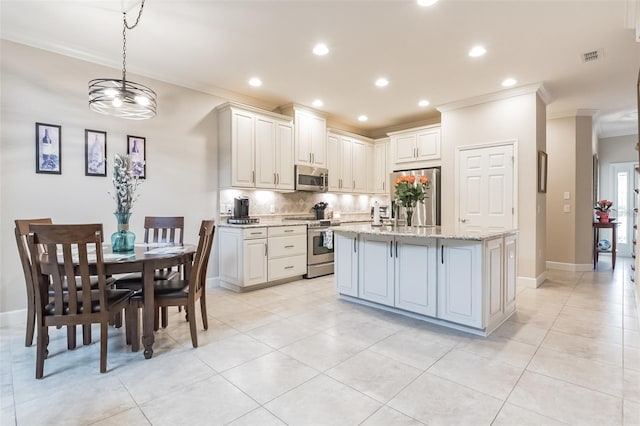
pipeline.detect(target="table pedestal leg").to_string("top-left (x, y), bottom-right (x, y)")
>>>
top-left (142, 262), bottom-right (155, 359)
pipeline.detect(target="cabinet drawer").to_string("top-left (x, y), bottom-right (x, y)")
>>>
top-left (269, 235), bottom-right (307, 258)
top-left (268, 225), bottom-right (306, 237)
top-left (268, 255), bottom-right (307, 281)
top-left (243, 228), bottom-right (268, 239)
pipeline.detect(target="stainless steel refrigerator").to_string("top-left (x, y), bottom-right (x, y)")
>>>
top-left (389, 167), bottom-right (441, 226)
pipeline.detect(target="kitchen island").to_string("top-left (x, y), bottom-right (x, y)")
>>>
top-left (333, 224), bottom-right (518, 336)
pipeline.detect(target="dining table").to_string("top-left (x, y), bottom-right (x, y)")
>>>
top-left (43, 242), bottom-right (196, 359)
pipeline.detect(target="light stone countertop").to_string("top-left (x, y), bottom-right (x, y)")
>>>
top-left (332, 223), bottom-right (518, 241)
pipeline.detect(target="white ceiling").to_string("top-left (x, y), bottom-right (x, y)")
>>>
top-left (2, 0), bottom-right (639, 138)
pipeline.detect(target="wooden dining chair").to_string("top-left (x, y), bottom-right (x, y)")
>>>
top-left (126, 220), bottom-right (214, 349)
top-left (28, 223), bottom-right (136, 378)
top-left (15, 218), bottom-right (52, 347)
top-left (116, 216), bottom-right (185, 328)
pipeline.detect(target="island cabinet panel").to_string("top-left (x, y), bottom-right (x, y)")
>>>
top-left (395, 237), bottom-right (437, 316)
top-left (504, 234), bottom-right (518, 313)
top-left (358, 234), bottom-right (395, 306)
top-left (486, 237), bottom-right (505, 330)
top-left (335, 233), bottom-right (359, 297)
top-left (437, 240), bottom-right (483, 328)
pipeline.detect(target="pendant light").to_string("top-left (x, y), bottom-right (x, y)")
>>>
top-left (88, 0), bottom-right (156, 120)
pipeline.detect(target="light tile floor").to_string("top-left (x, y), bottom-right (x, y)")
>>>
top-left (1, 257), bottom-right (639, 425)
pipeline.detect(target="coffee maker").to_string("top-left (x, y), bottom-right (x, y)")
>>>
top-left (233, 197), bottom-right (250, 218)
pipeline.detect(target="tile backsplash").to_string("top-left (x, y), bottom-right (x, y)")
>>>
top-left (220, 189), bottom-right (390, 219)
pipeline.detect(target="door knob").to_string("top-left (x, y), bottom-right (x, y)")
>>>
top-left (460, 218), bottom-right (467, 223)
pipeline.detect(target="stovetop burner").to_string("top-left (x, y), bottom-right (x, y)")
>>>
top-left (227, 217), bottom-right (260, 225)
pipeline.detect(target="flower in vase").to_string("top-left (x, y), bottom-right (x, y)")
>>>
top-left (394, 174), bottom-right (430, 209)
top-left (110, 154), bottom-right (141, 215)
top-left (594, 199), bottom-right (615, 213)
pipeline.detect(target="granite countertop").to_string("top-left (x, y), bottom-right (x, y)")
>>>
top-left (332, 223), bottom-right (517, 241)
top-left (217, 219), bottom-right (311, 229)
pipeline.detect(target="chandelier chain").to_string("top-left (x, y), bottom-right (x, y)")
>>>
top-left (121, 0), bottom-right (146, 82)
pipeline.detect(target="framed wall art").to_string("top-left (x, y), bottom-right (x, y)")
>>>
top-left (127, 135), bottom-right (146, 178)
top-left (537, 150), bottom-right (548, 193)
top-left (35, 122), bottom-right (61, 174)
top-left (85, 129), bottom-right (107, 177)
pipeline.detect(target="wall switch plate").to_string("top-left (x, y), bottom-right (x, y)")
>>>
top-left (563, 192), bottom-right (570, 200)
top-left (563, 204), bottom-right (571, 213)
top-left (270, 205), bottom-right (275, 214)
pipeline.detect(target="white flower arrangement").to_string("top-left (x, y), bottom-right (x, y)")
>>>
top-left (110, 154), bottom-right (141, 214)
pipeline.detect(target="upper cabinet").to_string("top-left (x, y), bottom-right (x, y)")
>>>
top-left (373, 138), bottom-right (389, 194)
top-left (217, 102), bottom-right (294, 191)
top-left (327, 131), bottom-right (371, 193)
top-left (389, 125), bottom-right (441, 170)
top-left (294, 107), bottom-right (327, 167)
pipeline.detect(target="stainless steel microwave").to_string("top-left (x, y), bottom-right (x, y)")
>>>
top-left (295, 165), bottom-right (328, 192)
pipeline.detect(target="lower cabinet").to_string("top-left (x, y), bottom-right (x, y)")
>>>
top-left (334, 233), bottom-right (359, 297)
top-left (219, 225), bottom-right (306, 290)
top-left (357, 234), bottom-right (437, 316)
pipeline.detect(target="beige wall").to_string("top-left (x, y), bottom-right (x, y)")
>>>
top-left (575, 116), bottom-right (594, 264)
top-left (440, 90), bottom-right (546, 284)
top-left (599, 134), bottom-right (638, 200)
top-left (0, 41), bottom-right (223, 313)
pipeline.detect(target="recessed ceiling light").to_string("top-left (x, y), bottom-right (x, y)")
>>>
top-left (468, 46), bottom-right (487, 58)
top-left (248, 77), bottom-right (262, 87)
top-left (502, 78), bottom-right (517, 87)
top-left (418, 99), bottom-right (430, 107)
top-left (358, 115), bottom-right (368, 122)
top-left (313, 43), bottom-right (329, 56)
top-left (375, 78), bottom-right (389, 87)
top-left (417, 0), bottom-right (439, 6)
top-left (312, 99), bottom-right (324, 107)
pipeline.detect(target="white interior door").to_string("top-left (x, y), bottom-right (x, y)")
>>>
top-left (611, 162), bottom-right (638, 257)
top-left (458, 144), bottom-right (515, 233)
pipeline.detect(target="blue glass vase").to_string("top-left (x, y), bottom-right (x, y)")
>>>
top-left (111, 212), bottom-right (135, 252)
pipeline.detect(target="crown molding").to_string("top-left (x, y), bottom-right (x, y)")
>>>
top-left (436, 83), bottom-right (550, 113)
top-left (547, 109), bottom-right (600, 120)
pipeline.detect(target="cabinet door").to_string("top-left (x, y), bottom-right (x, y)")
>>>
top-left (255, 116), bottom-right (276, 189)
top-left (504, 234), bottom-right (517, 313)
top-left (327, 134), bottom-right (341, 192)
top-left (243, 239), bottom-right (267, 286)
top-left (275, 121), bottom-right (295, 190)
top-left (366, 143), bottom-right (375, 194)
top-left (295, 111), bottom-right (313, 165)
top-left (485, 237), bottom-right (504, 329)
top-left (352, 140), bottom-right (367, 193)
top-left (218, 228), bottom-right (242, 284)
top-left (310, 114), bottom-right (327, 167)
top-left (393, 134), bottom-right (417, 165)
top-left (438, 240), bottom-right (483, 328)
top-left (340, 137), bottom-right (354, 192)
top-left (335, 233), bottom-right (359, 297)
top-left (395, 236), bottom-right (437, 316)
top-left (358, 234), bottom-right (394, 306)
top-left (416, 129), bottom-right (441, 161)
top-left (231, 110), bottom-right (255, 187)
top-left (374, 143), bottom-right (388, 194)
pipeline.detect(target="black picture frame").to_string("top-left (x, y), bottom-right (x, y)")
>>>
top-left (127, 135), bottom-right (146, 179)
top-left (85, 129), bottom-right (107, 177)
top-left (35, 122), bottom-right (61, 174)
top-left (537, 150), bottom-right (548, 193)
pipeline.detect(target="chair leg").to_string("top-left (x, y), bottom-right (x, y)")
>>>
top-left (35, 326), bottom-right (48, 379)
top-left (113, 311), bottom-right (123, 328)
top-left (125, 305), bottom-right (140, 352)
top-left (188, 304), bottom-right (198, 348)
top-left (161, 307), bottom-right (168, 328)
top-left (82, 324), bottom-right (91, 345)
top-left (67, 325), bottom-right (76, 350)
top-left (100, 322), bottom-right (108, 373)
top-left (154, 307), bottom-right (160, 331)
top-left (200, 295), bottom-right (208, 330)
top-left (25, 304), bottom-right (35, 347)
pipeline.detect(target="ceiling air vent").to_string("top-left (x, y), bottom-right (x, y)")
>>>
top-left (581, 49), bottom-right (604, 63)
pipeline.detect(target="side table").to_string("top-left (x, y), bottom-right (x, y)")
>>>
top-left (593, 221), bottom-right (618, 269)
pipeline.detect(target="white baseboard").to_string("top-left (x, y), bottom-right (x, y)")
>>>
top-left (518, 272), bottom-right (547, 289)
top-left (546, 261), bottom-right (592, 272)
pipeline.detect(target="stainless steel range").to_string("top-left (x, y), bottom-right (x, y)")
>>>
top-left (284, 217), bottom-right (340, 278)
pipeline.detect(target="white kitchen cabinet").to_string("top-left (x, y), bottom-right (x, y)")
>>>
top-left (295, 108), bottom-right (326, 167)
top-left (335, 233), bottom-right (359, 297)
top-left (267, 225), bottom-right (307, 281)
top-left (255, 116), bottom-right (294, 190)
top-left (395, 236), bottom-right (437, 316)
top-left (389, 125), bottom-right (441, 170)
top-left (244, 238), bottom-right (268, 286)
top-left (485, 237), bottom-right (504, 330)
top-left (504, 234), bottom-right (518, 314)
top-left (327, 132), bottom-right (370, 193)
top-left (373, 140), bottom-right (389, 194)
top-left (358, 234), bottom-right (395, 306)
top-left (217, 102), bottom-right (294, 191)
top-left (437, 239), bottom-right (483, 328)
top-left (366, 143), bottom-right (375, 194)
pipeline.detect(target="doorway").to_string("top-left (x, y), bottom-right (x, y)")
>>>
top-left (611, 162), bottom-right (639, 257)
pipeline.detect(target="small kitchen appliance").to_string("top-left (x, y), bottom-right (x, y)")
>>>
top-left (227, 196), bottom-right (259, 224)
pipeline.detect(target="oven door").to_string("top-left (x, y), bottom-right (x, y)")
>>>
top-left (307, 228), bottom-right (334, 265)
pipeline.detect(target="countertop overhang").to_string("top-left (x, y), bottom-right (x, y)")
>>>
top-left (332, 223), bottom-right (518, 241)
